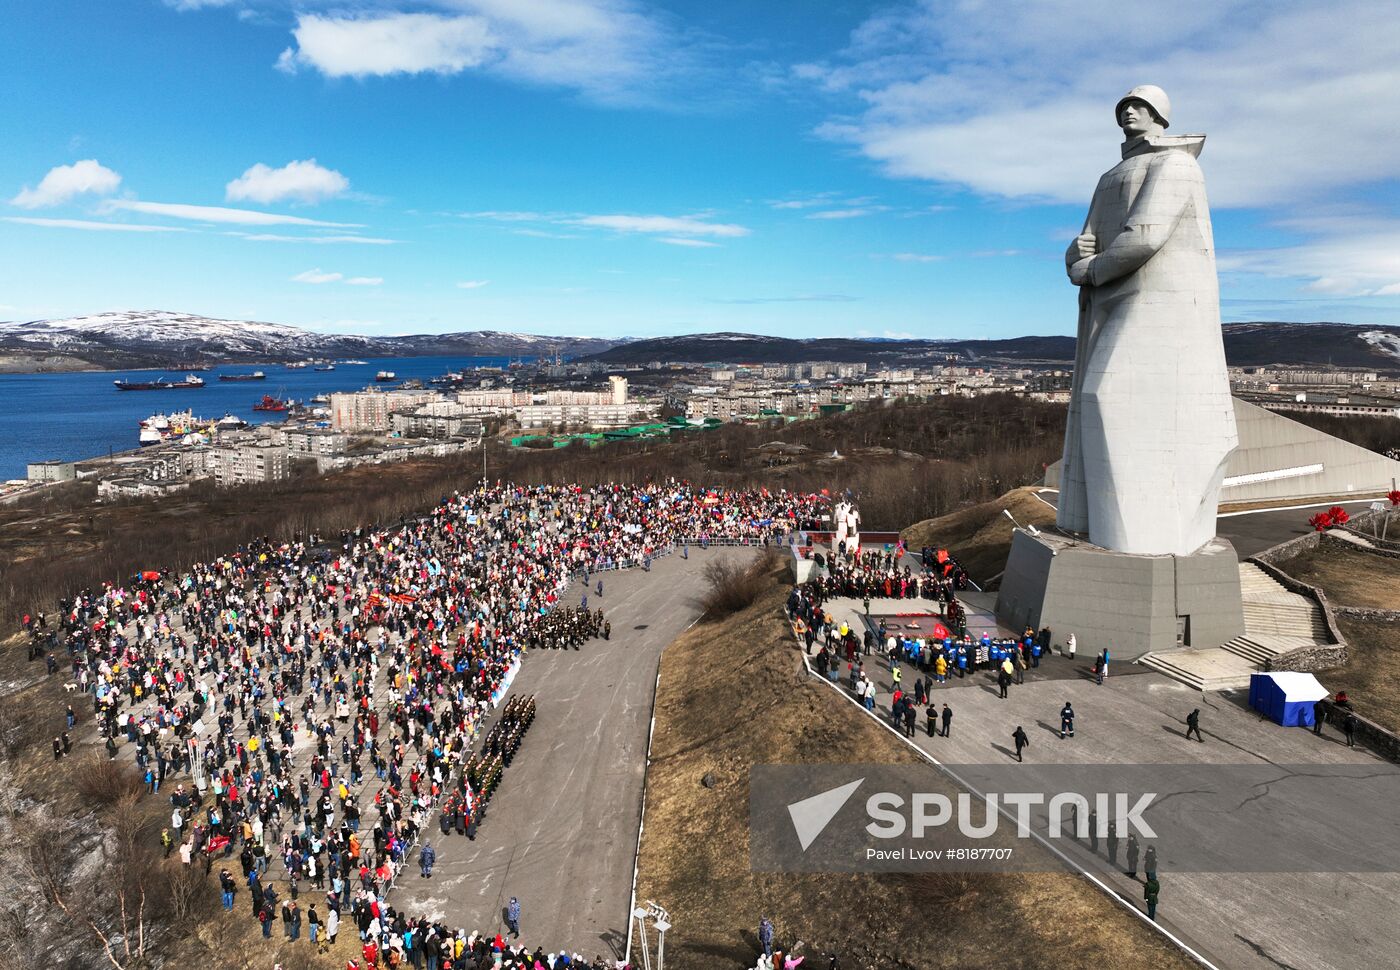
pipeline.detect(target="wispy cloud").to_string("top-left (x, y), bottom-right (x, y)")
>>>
top-left (238, 233), bottom-right (397, 244)
top-left (802, 1), bottom-right (1400, 209)
top-left (463, 209), bottom-right (749, 240)
top-left (292, 269), bottom-right (384, 286)
top-left (227, 159), bottom-right (349, 205)
top-left (767, 192), bottom-right (841, 210)
top-left (292, 269), bottom-right (343, 284)
top-left (106, 200), bottom-right (359, 227)
top-left (272, 1), bottom-right (699, 107)
top-left (806, 207), bottom-right (888, 220)
top-left (456, 279), bottom-right (491, 289)
top-left (573, 214), bottom-right (749, 237)
top-left (709, 293), bottom-right (860, 304)
top-left (3, 216), bottom-right (184, 233)
top-left (657, 237), bottom-right (719, 248)
top-left (880, 252), bottom-right (944, 263)
top-left (10, 160), bottom-right (122, 209)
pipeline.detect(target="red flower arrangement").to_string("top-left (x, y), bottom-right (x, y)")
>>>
top-left (1328, 505), bottom-right (1351, 525)
top-left (1389, 489), bottom-right (1400, 507)
top-left (1309, 511), bottom-right (1333, 532)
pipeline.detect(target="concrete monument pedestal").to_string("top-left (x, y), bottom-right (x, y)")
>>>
top-left (996, 529), bottom-right (1244, 660)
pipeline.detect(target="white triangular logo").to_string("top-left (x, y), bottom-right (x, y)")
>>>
top-left (787, 777), bottom-right (863, 851)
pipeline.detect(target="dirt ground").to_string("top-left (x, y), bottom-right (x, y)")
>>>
top-left (633, 561), bottom-right (1196, 970)
top-left (1273, 538), bottom-right (1400, 610)
top-left (900, 487), bottom-right (1058, 587)
top-left (1316, 616), bottom-right (1400, 734)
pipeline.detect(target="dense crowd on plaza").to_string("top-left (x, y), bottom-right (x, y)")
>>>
top-left (23, 480), bottom-right (827, 969)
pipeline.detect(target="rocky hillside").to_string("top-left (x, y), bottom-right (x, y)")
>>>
top-left (0, 310), bottom-right (622, 371)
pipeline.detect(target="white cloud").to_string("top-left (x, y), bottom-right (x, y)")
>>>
top-left (3, 216), bottom-right (184, 233)
top-left (456, 279), bottom-right (491, 289)
top-left (274, 2), bottom-right (679, 104)
top-left (886, 252), bottom-right (944, 263)
top-left (163, 0), bottom-right (236, 9)
top-left (806, 1), bottom-right (1400, 209)
top-left (462, 209), bottom-right (746, 240)
top-left (11, 160), bottom-right (122, 209)
top-left (657, 237), bottom-right (719, 247)
top-left (768, 193), bottom-right (841, 210)
top-left (238, 233), bottom-right (397, 244)
top-left (292, 269), bottom-right (343, 284)
top-left (226, 159), bottom-right (349, 205)
top-left (105, 200), bottom-right (358, 227)
top-left (1220, 216), bottom-right (1400, 296)
top-left (278, 13), bottom-right (494, 78)
top-left (573, 214), bottom-right (749, 237)
top-left (292, 269), bottom-right (384, 286)
top-left (807, 208), bottom-right (883, 220)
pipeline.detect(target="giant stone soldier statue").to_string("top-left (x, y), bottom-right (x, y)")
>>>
top-left (1057, 85), bottom-right (1238, 557)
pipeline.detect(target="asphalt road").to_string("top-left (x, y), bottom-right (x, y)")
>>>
top-left (388, 545), bottom-right (755, 961)
top-left (1032, 488), bottom-right (1381, 558)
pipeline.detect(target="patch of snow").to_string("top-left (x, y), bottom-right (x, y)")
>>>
top-left (1360, 330), bottom-right (1400, 361)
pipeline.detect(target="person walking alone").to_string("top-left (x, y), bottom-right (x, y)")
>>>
top-left (1185, 708), bottom-right (1204, 743)
top-left (506, 896), bottom-right (521, 939)
top-left (1012, 726), bottom-right (1029, 762)
top-left (940, 703), bottom-right (953, 738)
top-left (1060, 702), bottom-right (1075, 739)
top-left (758, 916), bottom-right (775, 959)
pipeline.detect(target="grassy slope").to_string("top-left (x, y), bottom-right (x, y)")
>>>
top-left (1270, 540), bottom-right (1400, 732)
top-left (900, 487), bottom-right (1058, 586)
top-left (634, 562), bottom-right (1195, 970)
top-left (1273, 539), bottom-right (1400, 611)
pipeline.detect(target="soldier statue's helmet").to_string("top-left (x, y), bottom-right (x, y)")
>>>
top-left (1115, 84), bottom-right (1171, 129)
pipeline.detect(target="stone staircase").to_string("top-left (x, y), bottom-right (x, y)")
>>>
top-left (1139, 562), bottom-right (1333, 690)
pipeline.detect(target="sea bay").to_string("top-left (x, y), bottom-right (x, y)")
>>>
top-left (0, 356), bottom-right (517, 480)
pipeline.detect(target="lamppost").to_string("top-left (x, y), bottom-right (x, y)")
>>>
top-left (649, 902), bottom-right (671, 970)
top-left (628, 901), bottom-right (671, 970)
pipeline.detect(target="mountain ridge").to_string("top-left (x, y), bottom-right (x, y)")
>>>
top-left (0, 311), bottom-right (623, 372)
top-left (5, 312), bottom-right (1400, 373)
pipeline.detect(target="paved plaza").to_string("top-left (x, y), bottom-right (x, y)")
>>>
top-left (389, 546), bottom-right (754, 960)
top-left (816, 593), bottom-right (1400, 970)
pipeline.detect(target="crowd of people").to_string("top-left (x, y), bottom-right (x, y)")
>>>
top-left (28, 480), bottom-right (827, 968)
top-left (804, 545), bottom-right (971, 605)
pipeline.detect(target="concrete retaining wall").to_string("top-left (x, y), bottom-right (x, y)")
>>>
top-left (1333, 605), bottom-right (1400, 623)
top-left (1319, 701), bottom-right (1400, 762)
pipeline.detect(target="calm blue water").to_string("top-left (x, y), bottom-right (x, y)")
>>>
top-left (0, 356), bottom-right (521, 480)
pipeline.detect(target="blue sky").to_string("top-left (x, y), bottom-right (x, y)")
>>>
top-left (3, 0), bottom-right (1400, 339)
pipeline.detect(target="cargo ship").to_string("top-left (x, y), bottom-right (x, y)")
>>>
top-left (114, 374), bottom-right (206, 391)
top-left (375, 370), bottom-right (398, 382)
top-left (252, 394), bottom-right (289, 412)
top-left (219, 371), bottom-right (266, 381)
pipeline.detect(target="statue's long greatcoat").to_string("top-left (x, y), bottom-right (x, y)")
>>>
top-left (1057, 136), bottom-right (1237, 556)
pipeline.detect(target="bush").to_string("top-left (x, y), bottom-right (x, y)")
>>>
top-left (697, 548), bottom-right (781, 621)
top-left (74, 756), bottom-right (145, 806)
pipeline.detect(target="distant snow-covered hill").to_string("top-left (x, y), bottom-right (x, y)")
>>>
top-left (0, 311), bottom-right (622, 371)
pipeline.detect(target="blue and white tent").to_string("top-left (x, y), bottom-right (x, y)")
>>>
top-left (1249, 672), bottom-right (1329, 726)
